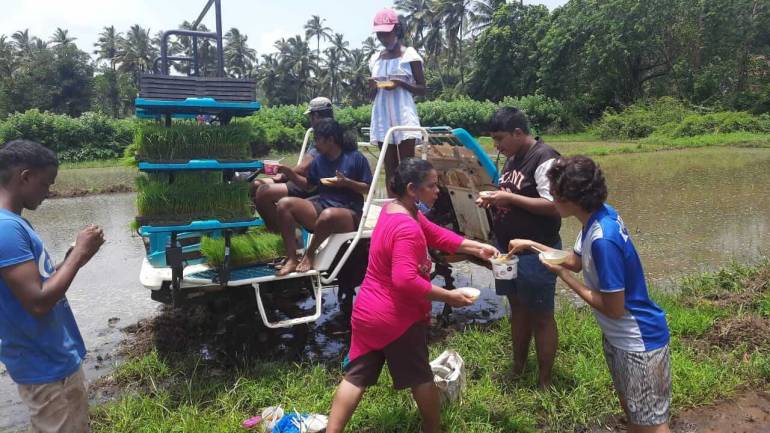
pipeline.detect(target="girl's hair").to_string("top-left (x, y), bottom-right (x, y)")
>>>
top-left (547, 156), bottom-right (607, 213)
top-left (389, 157), bottom-right (434, 197)
top-left (313, 118), bottom-right (357, 151)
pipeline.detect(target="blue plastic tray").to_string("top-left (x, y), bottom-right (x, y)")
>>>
top-left (138, 159), bottom-right (264, 172)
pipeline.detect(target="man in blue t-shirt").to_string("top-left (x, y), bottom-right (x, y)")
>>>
top-left (0, 140), bottom-right (105, 432)
top-left (509, 156), bottom-right (672, 432)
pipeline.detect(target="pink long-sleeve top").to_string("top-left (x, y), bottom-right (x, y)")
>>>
top-left (348, 206), bottom-right (464, 362)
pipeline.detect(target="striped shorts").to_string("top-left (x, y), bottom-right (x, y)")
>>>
top-left (603, 337), bottom-right (672, 426)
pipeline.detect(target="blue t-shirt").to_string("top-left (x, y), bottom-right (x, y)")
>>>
top-left (0, 209), bottom-right (86, 384)
top-left (308, 150), bottom-right (373, 212)
top-left (574, 204), bottom-right (670, 352)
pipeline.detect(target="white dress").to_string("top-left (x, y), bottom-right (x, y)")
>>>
top-left (368, 47), bottom-right (423, 145)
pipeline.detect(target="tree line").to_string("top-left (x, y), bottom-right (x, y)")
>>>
top-left (0, 0), bottom-right (767, 122)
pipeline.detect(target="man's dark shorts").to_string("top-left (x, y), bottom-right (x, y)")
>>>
top-left (495, 241), bottom-right (561, 313)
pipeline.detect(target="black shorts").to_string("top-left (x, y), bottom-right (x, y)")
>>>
top-left (287, 181), bottom-right (317, 199)
top-left (344, 324), bottom-right (433, 390)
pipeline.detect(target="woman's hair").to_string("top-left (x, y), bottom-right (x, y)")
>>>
top-left (389, 157), bottom-right (434, 197)
top-left (547, 156), bottom-right (607, 213)
top-left (314, 118), bottom-right (358, 152)
top-left (0, 140), bottom-right (58, 185)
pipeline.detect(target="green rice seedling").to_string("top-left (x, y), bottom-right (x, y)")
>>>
top-left (135, 172), bottom-right (253, 224)
top-left (200, 228), bottom-right (285, 267)
top-left (134, 123), bottom-right (254, 162)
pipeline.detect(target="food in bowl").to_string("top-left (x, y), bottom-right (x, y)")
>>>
top-left (376, 80), bottom-right (396, 89)
top-left (479, 190), bottom-right (494, 198)
top-left (539, 250), bottom-right (569, 265)
top-left (457, 287), bottom-right (481, 301)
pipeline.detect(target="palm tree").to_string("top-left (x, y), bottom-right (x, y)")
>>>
top-left (395, 0), bottom-right (433, 48)
top-left (94, 26), bottom-right (123, 71)
top-left (330, 33), bottom-right (350, 61)
top-left (470, 0), bottom-right (507, 33)
top-left (51, 28), bottom-right (76, 47)
top-left (345, 48), bottom-right (372, 105)
top-left (0, 35), bottom-right (16, 76)
top-left (224, 28), bottom-right (256, 78)
top-left (283, 35), bottom-right (315, 104)
top-left (436, 0), bottom-right (471, 86)
top-left (304, 15), bottom-right (332, 70)
top-left (361, 36), bottom-right (379, 60)
top-left (323, 46), bottom-right (346, 103)
top-left (118, 25), bottom-right (157, 81)
top-left (12, 29), bottom-right (34, 57)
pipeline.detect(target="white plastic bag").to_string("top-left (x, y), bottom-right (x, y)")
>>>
top-left (430, 350), bottom-right (466, 405)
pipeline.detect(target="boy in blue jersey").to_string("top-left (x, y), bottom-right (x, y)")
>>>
top-left (0, 140), bottom-right (104, 432)
top-left (508, 156), bottom-right (671, 433)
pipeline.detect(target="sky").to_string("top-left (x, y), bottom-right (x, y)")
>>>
top-left (1, 0), bottom-right (569, 60)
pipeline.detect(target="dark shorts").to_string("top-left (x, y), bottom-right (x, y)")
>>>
top-left (287, 181), bottom-right (317, 199)
top-left (495, 240), bottom-right (561, 313)
top-left (307, 197), bottom-right (362, 227)
top-left (343, 324), bottom-right (433, 390)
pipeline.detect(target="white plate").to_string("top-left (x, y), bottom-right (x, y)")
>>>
top-left (457, 287), bottom-right (480, 301)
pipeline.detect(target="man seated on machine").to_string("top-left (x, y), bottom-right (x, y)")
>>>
top-left (274, 119), bottom-right (373, 276)
top-left (254, 97), bottom-right (334, 231)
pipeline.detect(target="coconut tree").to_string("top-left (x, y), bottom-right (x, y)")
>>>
top-left (345, 48), bottom-right (372, 105)
top-left (304, 15), bottom-right (332, 70)
top-left (11, 29), bottom-right (34, 58)
top-left (118, 24), bottom-right (158, 81)
top-left (361, 36), bottom-right (379, 60)
top-left (50, 28), bottom-right (76, 47)
top-left (224, 27), bottom-right (257, 78)
top-left (435, 0), bottom-right (471, 87)
top-left (0, 35), bottom-right (16, 76)
top-left (94, 26), bottom-right (123, 71)
top-left (470, 0), bottom-right (507, 32)
top-left (395, 0), bottom-right (433, 48)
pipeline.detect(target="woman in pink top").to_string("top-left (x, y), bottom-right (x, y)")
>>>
top-left (326, 158), bottom-right (498, 433)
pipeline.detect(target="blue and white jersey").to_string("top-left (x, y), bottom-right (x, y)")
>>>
top-left (574, 204), bottom-right (669, 352)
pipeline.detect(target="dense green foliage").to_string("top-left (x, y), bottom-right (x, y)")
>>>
top-left (0, 109), bottom-right (133, 162)
top-left (135, 172), bottom-right (252, 224)
top-left (200, 229), bottom-right (285, 267)
top-left (130, 123), bottom-right (254, 162)
top-left (2, 1), bottom-right (767, 123)
top-left (595, 98), bottom-right (770, 140)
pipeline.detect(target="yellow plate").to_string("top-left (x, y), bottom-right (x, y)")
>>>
top-left (321, 177), bottom-right (338, 186)
top-left (376, 80), bottom-right (395, 89)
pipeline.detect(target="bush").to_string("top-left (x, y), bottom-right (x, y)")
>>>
top-left (594, 97), bottom-right (695, 139)
top-left (500, 94), bottom-right (570, 134)
top-left (670, 111), bottom-right (770, 138)
top-left (0, 109), bottom-right (134, 162)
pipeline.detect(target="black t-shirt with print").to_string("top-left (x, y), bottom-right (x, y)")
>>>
top-left (493, 140), bottom-right (561, 248)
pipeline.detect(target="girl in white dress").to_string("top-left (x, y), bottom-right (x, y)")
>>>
top-left (369, 8), bottom-right (427, 196)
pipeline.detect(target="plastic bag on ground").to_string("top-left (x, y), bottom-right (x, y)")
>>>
top-left (430, 349), bottom-right (466, 405)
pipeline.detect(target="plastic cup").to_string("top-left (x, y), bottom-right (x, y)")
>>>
top-left (491, 255), bottom-right (518, 280)
top-left (263, 160), bottom-right (279, 176)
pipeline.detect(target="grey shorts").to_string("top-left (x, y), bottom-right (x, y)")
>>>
top-left (603, 337), bottom-right (672, 426)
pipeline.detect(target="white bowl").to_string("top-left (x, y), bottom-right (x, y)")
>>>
top-left (457, 287), bottom-right (480, 301)
top-left (540, 250), bottom-right (569, 265)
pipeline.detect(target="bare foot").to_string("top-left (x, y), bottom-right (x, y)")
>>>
top-left (276, 257), bottom-right (299, 276)
top-left (296, 254), bottom-right (315, 273)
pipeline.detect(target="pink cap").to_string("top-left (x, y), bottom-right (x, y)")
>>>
top-left (373, 8), bottom-right (399, 33)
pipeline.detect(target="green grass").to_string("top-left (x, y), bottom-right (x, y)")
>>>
top-left (59, 158), bottom-right (124, 169)
top-left (130, 123), bottom-right (255, 163)
top-left (135, 172), bottom-right (252, 224)
top-left (200, 228), bottom-right (285, 267)
top-left (91, 260), bottom-right (770, 432)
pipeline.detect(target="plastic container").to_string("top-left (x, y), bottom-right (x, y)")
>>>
top-left (491, 255), bottom-right (518, 280)
top-left (457, 287), bottom-right (481, 302)
top-left (261, 406), bottom-right (284, 432)
top-left (539, 250), bottom-right (569, 265)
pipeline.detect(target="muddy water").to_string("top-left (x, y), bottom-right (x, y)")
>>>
top-left (0, 194), bottom-right (157, 431)
top-left (1, 147), bottom-right (769, 429)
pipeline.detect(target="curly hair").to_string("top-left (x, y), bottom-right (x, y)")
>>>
top-left (547, 156), bottom-right (607, 213)
top-left (0, 140), bottom-right (58, 185)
